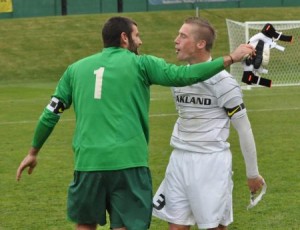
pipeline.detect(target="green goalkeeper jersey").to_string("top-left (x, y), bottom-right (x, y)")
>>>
top-left (34, 47), bottom-right (224, 171)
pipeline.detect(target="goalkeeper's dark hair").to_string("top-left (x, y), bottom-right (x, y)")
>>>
top-left (184, 17), bottom-right (216, 51)
top-left (102, 16), bottom-right (137, 48)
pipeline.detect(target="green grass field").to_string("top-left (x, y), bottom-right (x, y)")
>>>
top-left (1, 7), bottom-right (300, 230)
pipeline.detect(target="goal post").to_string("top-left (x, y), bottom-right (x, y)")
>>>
top-left (226, 19), bottom-right (300, 87)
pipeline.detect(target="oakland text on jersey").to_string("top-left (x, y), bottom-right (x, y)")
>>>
top-left (176, 95), bottom-right (212, 105)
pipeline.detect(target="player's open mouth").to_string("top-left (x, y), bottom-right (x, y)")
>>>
top-left (175, 48), bottom-right (180, 54)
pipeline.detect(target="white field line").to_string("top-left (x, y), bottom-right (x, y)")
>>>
top-left (1, 107), bottom-right (300, 126)
top-left (0, 98), bottom-right (50, 103)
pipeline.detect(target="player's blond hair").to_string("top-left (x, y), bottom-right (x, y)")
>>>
top-left (184, 17), bottom-right (216, 51)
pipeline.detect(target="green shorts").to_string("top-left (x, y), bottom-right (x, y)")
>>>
top-left (67, 167), bottom-right (152, 230)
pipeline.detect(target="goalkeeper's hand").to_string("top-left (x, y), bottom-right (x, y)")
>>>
top-left (230, 44), bottom-right (256, 63)
top-left (16, 147), bottom-right (39, 181)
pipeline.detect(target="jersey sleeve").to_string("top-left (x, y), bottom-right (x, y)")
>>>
top-left (31, 67), bottom-right (73, 149)
top-left (31, 109), bottom-right (60, 148)
top-left (231, 113), bottom-right (259, 178)
top-left (51, 66), bottom-right (73, 108)
top-left (215, 71), bottom-right (244, 109)
top-left (140, 55), bottom-right (224, 87)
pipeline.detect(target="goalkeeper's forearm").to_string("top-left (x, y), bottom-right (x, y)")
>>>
top-left (231, 112), bottom-right (259, 178)
top-left (31, 108), bottom-right (60, 149)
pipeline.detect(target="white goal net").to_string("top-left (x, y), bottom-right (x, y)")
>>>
top-left (226, 19), bottom-right (300, 87)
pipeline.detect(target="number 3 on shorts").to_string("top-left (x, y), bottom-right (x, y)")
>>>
top-left (94, 67), bottom-right (105, 99)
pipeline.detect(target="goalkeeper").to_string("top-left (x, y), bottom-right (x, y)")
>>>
top-left (16, 16), bottom-right (253, 230)
top-left (152, 17), bottom-right (265, 230)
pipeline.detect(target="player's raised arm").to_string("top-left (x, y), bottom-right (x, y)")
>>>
top-left (142, 43), bottom-right (255, 87)
top-left (223, 44), bottom-right (255, 68)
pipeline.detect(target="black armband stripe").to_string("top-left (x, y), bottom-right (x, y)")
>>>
top-left (225, 103), bottom-right (245, 118)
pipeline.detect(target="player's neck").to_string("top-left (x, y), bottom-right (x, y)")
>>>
top-left (188, 53), bottom-right (211, 65)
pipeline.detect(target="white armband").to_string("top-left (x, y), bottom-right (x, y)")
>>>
top-left (46, 97), bottom-right (66, 115)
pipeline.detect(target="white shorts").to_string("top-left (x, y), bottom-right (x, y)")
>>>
top-left (153, 149), bottom-right (233, 229)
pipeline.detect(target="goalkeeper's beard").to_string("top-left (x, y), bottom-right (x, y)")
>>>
top-left (128, 38), bottom-right (139, 55)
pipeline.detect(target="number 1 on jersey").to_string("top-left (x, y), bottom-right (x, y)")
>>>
top-left (94, 67), bottom-right (105, 99)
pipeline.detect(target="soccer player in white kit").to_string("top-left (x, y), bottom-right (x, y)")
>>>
top-left (152, 17), bottom-right (265, 230)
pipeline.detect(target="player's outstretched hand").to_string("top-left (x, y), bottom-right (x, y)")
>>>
top-left (16, 148), bottom-right (39, 181)
top-left (230, 44), bottom-right (256, 63)
top-left (247, 174), bottom-right (265, 194)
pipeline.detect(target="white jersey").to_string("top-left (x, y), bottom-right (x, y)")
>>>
top-left (170, 69), bottom-right (243, 153)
